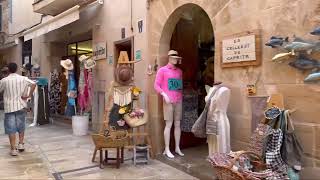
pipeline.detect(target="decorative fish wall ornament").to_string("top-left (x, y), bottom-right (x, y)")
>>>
top-left (284, 41), bottom-right (317, 55)
top-left (265, 36), bottom-right (289, 48)
top-left (288, 55), bottom-right (320, 71)
top-left (272, 52), bottom-right (294, 62)
top-left (304, 72), bottom-right (320, 82)
top-left (310, 27), bottom-right (320, 36)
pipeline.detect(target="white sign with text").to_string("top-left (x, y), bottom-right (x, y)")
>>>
top-left (222, 35), bottom-right (256, 63)
top-left (93, 42), bottom-right (107, 61)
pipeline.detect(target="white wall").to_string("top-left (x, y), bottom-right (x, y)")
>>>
top-left (9, 0), bottom-right (42, 34)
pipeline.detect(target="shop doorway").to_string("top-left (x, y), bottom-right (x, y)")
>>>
top-left (114, 37), bottom-right (134, 64)
top-left (158, 4), bottom-right (215, 179)
top-left (58, 40), bottom-right (93, 118)
top-left (169, 6), bottom-right (214, 149)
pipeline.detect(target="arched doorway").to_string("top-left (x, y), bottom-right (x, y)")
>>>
top-left (158, 4), bottom-right (215, 152)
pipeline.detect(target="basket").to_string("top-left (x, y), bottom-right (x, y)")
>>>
top-left (209, 151), bottom-right (268, 180)
top-left (123, 112), bottom-right (148, 128)
top-left (92, 127), bottom-right (129, 148)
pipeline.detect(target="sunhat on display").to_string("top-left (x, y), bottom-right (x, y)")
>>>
top-left (20, 63), bottom-right (32, 73)
top-left (79, 55), bottom-right (90, 62)
top-left (168, 50), bottom-right (182, 59)
top-left (117, 51), bottom-right (137, 64)
top-left (114, 65), bottom-right (134, 85)
top-left (32, 63), bottom-right (40, 71)
top-left (60, 59), bottom-right (74, 70)
top-left (84, 58), bottom-right (96, 69)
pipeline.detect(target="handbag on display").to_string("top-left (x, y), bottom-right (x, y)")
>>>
top-left (191, 86), bottom-right (221, 138)
top-left (249, 123), bottom-right (273, 158)
top-left (123, 112), bottom-right (148, 128)
top-left (281, 110), bottom-right (304, 167)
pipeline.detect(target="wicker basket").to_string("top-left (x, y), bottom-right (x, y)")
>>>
top-left (209, 151), bottom-right (267, 180)
top-left (92, 128), bottom-right (129, 148)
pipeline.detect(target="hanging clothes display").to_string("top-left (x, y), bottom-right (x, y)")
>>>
top-left (29, 85), bottom-right (38, 127)
top-left (65, 71), bottom-right (77, 116)
top-left (36, 77), bottom-right (50, 125)
top-left (49, 70), bottom-right (61, 114)
top-left (86, 69), bottom-right (93, 111)
top-left (206, 86), bottom-right (231, 154)
top-left (78, 63), bottom-right (87, 112)
top-left (59, 72), bottom-right (68, 114)
top-left (181, 89), bottom-right (198, 132)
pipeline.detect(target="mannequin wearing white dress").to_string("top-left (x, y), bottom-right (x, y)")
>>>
top-left (205, 85), bottom-right (231, 155)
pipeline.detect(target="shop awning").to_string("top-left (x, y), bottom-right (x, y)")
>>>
top-left (23, 5), bottom-right (80, 41)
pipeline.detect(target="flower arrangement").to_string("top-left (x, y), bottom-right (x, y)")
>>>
top-left (128, 109), bottom-right (145, 118)
top-left (118, 106), bottom-right (128, 114)
top-left (131, 87), bottom-right (142, 97)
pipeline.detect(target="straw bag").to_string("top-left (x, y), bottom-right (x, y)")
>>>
top-left (123, 112), bottom-right (148, 128)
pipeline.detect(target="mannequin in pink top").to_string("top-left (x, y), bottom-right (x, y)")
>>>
top-left (154, 50), bottom-right (184, 158)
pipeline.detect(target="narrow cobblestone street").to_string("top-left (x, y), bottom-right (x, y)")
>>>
top-left (0, 121), bottom-right (197, 179)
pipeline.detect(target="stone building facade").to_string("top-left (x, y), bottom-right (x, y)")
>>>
top-left (146, 0), bottom-right (320, 167)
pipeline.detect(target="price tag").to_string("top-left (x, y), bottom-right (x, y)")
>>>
top-left (168, 78), bottom-right (182, 90)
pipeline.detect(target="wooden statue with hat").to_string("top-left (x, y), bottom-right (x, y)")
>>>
top-left (91, 51), bottom-right (153, 168)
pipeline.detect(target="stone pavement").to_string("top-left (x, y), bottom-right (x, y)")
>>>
top-left (0, 123), bottom-right (197, 180)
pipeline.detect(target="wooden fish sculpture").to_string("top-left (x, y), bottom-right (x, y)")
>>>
top-left (272, 52), bottom-right (293, 62)
top-left (288, 55), bottom-right (320, 71)
top-left (304, 72), bottom-right (320, 82)
top-left (310, 27), bottom-right (320, 36)
top-left (265, 36), bottom-right (289, 48)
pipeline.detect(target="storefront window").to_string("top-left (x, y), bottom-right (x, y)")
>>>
top-left (67, 40), bottom-right (92, 56)
top-left (77, 40), bottom-right (93, 56)
top-left (67, 43), bottom-right (77, 56)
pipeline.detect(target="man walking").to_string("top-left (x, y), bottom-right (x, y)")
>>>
top-left (0, 63), bottom-right (36, 156)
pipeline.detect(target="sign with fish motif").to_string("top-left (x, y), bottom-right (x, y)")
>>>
top-left (221, 30), bottom-right (261, 68)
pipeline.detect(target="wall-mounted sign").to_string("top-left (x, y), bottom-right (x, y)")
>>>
top-left (221, 30), bottom-right (261, 68)
top-left (121, 28), bottom-right (125, 39)
top-left (138, 20), bottom-right (143, 33)
top-left (135, 50), bottom-right (141, 61)
top-left (93, 42), bottom-right (106, 61)
top-left (108, 55), bottom-right (113, 65)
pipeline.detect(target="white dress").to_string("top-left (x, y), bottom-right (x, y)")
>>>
top-left (206, 86), bottom-right (231, 155)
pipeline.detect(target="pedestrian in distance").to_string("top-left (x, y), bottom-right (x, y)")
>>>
top-left (0, 63), bottom-right (36, 156)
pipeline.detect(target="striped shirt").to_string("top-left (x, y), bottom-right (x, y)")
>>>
top-left (0, 73), bottom-right (36, 113)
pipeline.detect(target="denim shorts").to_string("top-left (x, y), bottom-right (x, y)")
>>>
top-left (4, 110), bottom-right (26, 134)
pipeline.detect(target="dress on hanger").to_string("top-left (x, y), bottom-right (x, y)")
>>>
top-left (49, 70), bottom-right (61, 114)
top-left (206, 86), bottom-right (231, 155)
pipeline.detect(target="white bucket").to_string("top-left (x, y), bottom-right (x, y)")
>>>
top-left (72, 115), bottom-right (89, 136)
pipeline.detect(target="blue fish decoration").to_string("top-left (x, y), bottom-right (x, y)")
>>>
top-left (310, 27), bottom-right (320, 36)
top-left (304, 72), bottom-right (320, 82)
top-left (288, 55), bottom-right (320, 71)
top-left (265, 36), bottom-right (289, 48)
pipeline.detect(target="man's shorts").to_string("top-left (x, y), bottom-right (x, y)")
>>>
top-left (4, 110), bottom-right (26, 134)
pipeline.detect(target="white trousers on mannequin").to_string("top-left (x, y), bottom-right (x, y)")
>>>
top-left (30, 86), bottom-right (38, 127)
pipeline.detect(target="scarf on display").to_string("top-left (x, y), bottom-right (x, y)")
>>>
top-left (113, 87), bottom-right (132, 106)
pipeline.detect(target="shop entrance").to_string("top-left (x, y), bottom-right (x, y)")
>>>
top-left (158, 4), bottom-right (215, 179)
top-left (58, 39), bottom-right (93, 118)
top-left (168, 5), bottom-right (214, 150)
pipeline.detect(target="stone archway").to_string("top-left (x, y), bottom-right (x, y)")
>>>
top-left (147, 1), bottom-right (230, 154)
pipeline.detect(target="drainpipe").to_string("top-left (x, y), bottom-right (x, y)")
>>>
top-left (131, 0), bottom-right (133, 32)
